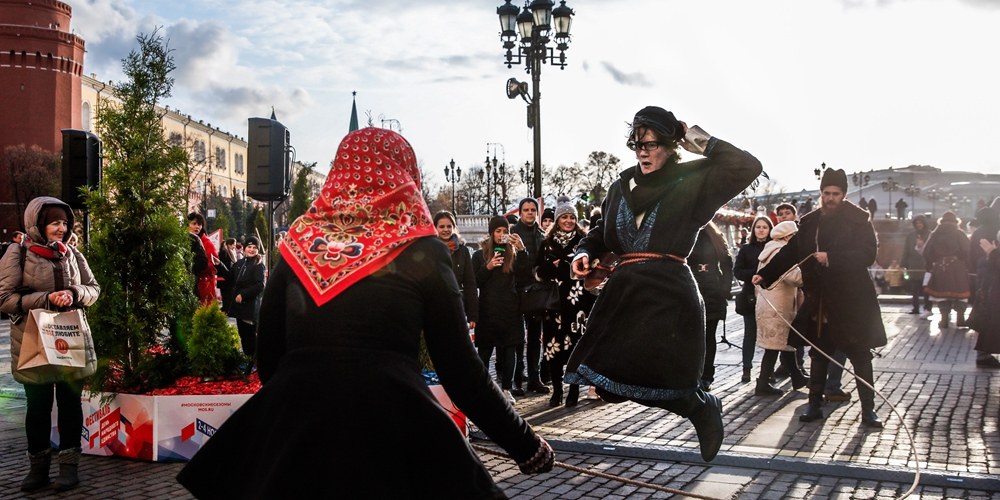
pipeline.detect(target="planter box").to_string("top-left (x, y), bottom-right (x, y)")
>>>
top-left (53, 392), bottom-right (252, 462)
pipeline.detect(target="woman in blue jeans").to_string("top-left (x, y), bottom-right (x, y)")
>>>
top-left (733, 216), bottom-right (772, 382)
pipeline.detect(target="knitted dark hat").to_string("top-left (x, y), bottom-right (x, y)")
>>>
top-left (820, 168), bottom-right (848, 192)
top-left (541, 207), bottom-right (555, 221)
top-left (489, 215), bottom-right (510, 235)
top-left (938, 211), bottom-right (959, 225)
top-left (518, 197), bottom-right (539, 211)
top-left (632, 106), bottom-right (684, 142)
top-left (505, 214), bottom-right (518, 225)
top-left (41, 205), bottom-right (69, 227)
top-left (244, 236), bottom-right (261, 248)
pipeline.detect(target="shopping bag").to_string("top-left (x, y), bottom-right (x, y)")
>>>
top-left (17, 308), bottom-right (95, 378)
top-left (519, 281), bottom-right (560, 318)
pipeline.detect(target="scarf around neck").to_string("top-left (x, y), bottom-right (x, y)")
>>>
top-left (28, 241), bottom-right (68, 260)
top-left (442, 234), bottom-right (460, 253)
top-left (280, 128), bottom-right (436, 306)
top-left (622, 160), bottom-right (682, 215)
top-left (552, 230), bottom-right (576, 248)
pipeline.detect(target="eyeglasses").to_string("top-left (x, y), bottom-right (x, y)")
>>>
top-left (626, 140), bottom-right (663, 152)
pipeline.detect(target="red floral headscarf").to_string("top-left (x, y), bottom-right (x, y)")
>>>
top-left (279, 128), bottom-right (436, 306)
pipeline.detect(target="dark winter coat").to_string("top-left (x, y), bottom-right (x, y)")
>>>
top-left (968, 209), bottom-right (1000, 293)
top-left (225, 257), bottom-right (266, 323)
top-left (566, 139), bottom-right (763, 398)
top-left (177, 238), bottom-right (541, 500)
top-left (689, 228), bottom-right (733, 323)
top-left (511, 220), bottom-right (544, 289)
top-left (472, 246), bottom-right (530, 347)
top-left (973, 248), bottom-right (1000, 353)
top-left (451, 242), bottom-right (479, 324)
top-left (757, 201), bottom-right (887, 351)
top-left (923, 222), bottom-right (970, 299)
top-left (733, 241), bottom-right (765, 316)
top-left (535, 231), bottom-right (596, 363)
top-left (901, 216), bottom-right (930, 272)
top-left (218, 246), bottom-right (236, 312)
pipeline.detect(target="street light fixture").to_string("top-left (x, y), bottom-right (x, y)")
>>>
top-left (903, 183), bottom-right (920, 220)
top-left (814, 162), bottom-right (827, 180)
top-left (497, 0), bottom-right (575, 199)
top-left (444, 159), bottom-right (461, 215)
top-left (519, 160), bottom-right (533, 197)
top-left (926, 187), bottom-right (940, 216)
top-left (852, 171), bottom-right (871, 203)
top-left (881, 176), bottom-right (899, 219)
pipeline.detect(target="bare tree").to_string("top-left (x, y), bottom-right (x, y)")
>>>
top-left (0, 145), bottom-right (61, 231)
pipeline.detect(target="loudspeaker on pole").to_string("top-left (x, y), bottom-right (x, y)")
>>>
top-left (246, 117), bottom-right (290, 201)
top-left (61, 129), bottom-right (102, 210)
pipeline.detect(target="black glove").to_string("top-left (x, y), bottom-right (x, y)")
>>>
top-left (517, 436), bottom-right (554, 474)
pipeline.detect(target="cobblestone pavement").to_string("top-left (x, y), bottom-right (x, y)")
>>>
top-left (2, 304), bottom-right (999, 499)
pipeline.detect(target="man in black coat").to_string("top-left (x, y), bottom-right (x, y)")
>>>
top-left (901, 215), bottom-right (931, 315)
top-left (510, 197), bottom-right (550, 395)
top-left (755, 169), bottom-right (887, 429)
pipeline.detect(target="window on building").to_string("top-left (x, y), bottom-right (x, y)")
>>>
top-left (169, 132), bottom-right (183, 147)
top-left (82, 102), bottom-right (92, 132)
top-left (221, 185), bottom-right (228, 198)
top-left (194, 140), bottom-right (206, 162)
top-left (216, 146), bottom-right (226, 170)
top-left (234, 153), bottom-right (244, 175)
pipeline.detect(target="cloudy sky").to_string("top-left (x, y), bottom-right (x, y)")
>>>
top-left (71, 0), bottom-right (1000, 194)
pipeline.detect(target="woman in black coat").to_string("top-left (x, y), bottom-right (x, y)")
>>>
top-left (225, 237), bottom-right (266, 357)
top-left (177, 128), bottom-right (552, 500)
top-left (568, 107), bottom-right (762, 462)
top-left (434, 211), bottom-right (478, 328)
top-left (218, 238), bottom-right (237, 313)
top-left (535, 198), bottom-right (596, 407)
top-left (472, 215), bottom-right (531, 403)
top-left (733, 216), bottom-right (772, 382)
top-left (688, 222), bottom-right (733, 392)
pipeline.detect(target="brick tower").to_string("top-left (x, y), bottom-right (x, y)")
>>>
top-left (0, 0), bottom-right (86, 153)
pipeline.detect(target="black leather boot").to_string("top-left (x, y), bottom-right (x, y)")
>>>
top-left (939, 303), bottom-right (952, 328)
top-left (53, 447), bottom-right (80, 491)
top-left (755, 352), bottom-right (783, 396)
top-left (854, 360), bottom-right (883, 430)
top-left (956, 303), bottom-right (968, 328)
top-left (799, 380), bottom-right (826, 422)
top-left (688, 392), bottom-right (724, 462)
top-left (21, 448), bottom-right (51, 491)
top-left (755, 377), bottom-right (783, 396)
top-left (741, 367), bottom-right (751, 383)
top-left (565, 384), bottom-right (579, 407)
top-left (548, 370), bottom-right (563, 407)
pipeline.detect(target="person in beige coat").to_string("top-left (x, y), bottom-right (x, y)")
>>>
top-left (754, 221), bottom-right (808, 395)
top-left (0, 196), bottom-right (100, 492)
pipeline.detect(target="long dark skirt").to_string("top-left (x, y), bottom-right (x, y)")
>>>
top-left (565, 259), bottom-right (704, 400)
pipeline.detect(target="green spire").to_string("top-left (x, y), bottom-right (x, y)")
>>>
top-left (349, 91), bottom-right (359, 132)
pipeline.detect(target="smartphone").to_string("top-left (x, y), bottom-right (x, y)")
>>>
top-left (501, 234), bottom-right (510, 244)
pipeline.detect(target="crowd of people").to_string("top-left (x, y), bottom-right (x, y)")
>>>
top-left (5, 110), bottom-right (1000, 497)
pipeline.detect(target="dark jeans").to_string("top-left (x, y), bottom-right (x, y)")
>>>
top-left (824, 349), bottom-right (848, 392)
top-left (24, 382), bottom-right (83, 454)
top-left (237, 320), bottom-right (257, 357)
top-left (514, 315), bottom-right (541, 386)
top-left (703, 319), bottom-right (720, 383)
top-left (742, 313), bottom-right (757, 369)
top-left (478, 344), bottom-right (516, 390)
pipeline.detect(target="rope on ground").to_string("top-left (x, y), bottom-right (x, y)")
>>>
top-left (470, 443), bottom-right (729, 500)
top-left (755, 257), bottom-right (921, 500)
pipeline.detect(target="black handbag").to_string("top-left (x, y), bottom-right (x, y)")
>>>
top-left (735, 289), bottom-right (756, 316)
top-left (520, 281), bottom-right (560, 317)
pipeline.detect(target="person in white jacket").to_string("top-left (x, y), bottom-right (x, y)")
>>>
top-left (754, 221), bottom-right (808, 395)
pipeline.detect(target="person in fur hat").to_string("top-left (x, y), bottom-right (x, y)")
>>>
top-left (922, 211), bottom-right (970, 329)
top-left (755, 169), bottom-right (887, 428)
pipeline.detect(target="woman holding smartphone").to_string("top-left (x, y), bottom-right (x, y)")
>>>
top-left (472, 215), bottom-right (530, 403)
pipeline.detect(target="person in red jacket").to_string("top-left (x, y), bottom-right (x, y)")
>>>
top-left (187, 212), bottom-right (221, 305)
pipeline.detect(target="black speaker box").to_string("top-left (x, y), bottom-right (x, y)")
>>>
top-left (247, 117), bottom-right (290, 201)
top-left (61, 129), bottom-right (102, 210)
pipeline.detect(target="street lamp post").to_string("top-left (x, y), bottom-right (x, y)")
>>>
top-left (852, 171), bottom-right (870, 204)
top-left (903, 183), bottom-right (920, 220)
top-left (444, 159), bottom-right (461, 215)
top-left (519, 160), bottom-right (533, 197)
top-left (926, 188), bottom-right (939, 217)
top-left (497, 0), bottom-right (574, 199)
top-left (881, 176), bottom-right (899, 219)
top-left (814, 162), bottom-right (827, 180)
